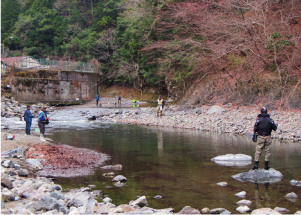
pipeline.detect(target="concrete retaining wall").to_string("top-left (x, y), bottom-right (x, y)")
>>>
top-left (12, 71), bottom-right (100, 103)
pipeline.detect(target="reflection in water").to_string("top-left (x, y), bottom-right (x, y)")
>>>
top-left (157, 129), bottom-right (164, 156)
top-left (254, 183), bottom-right (271, 209)
top-left (48, 124), bottom-right (301, 213)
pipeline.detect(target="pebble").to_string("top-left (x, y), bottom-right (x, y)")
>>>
top-left (235, 191), bottom-right (247, 197)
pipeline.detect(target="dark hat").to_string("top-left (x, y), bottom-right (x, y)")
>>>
top-left (27, 105), bottom-right (31, 108)
top-left (261, 107), bottom-right (267, 114)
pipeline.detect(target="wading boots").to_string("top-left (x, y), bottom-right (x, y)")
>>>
top-left (264, 161), bottom-right (270, 170)
top-left (252, 161), bottom-right (259, 170)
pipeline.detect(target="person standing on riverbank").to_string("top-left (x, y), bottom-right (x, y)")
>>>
top-left (96, 94), bottom-right (100, 107)
top-left (252, 107), bottom-right (278, 170)
top-left (118, 96), bottom-right (122, 105)
top-left (23, 105), bottom-right (34, 135)
top-left (157, 95), bottom-right (164, 117)
top-left (38, 106), bottom-right (49, 142)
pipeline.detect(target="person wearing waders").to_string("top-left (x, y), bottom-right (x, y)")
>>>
top-left (157, 95), bottom-right (164, 117)
top-left (23, 105), bottom-right (34, 135)
top-left (252, 107), bottom-right (278, 170)
top-left (118, 96), bottom-right (122, 104)
top-left (38, 106), bottom-right (49, 141)
top-left (96, 94), bottom-right (100, 107)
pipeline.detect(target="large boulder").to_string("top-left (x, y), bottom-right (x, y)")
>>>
top-left (112, 175), bottom-right (127, 182)
top-left (211, 154), bottom-right (252, 166)
top-left (129, 196), bottom-right (147, 208)
top-left (232, 168), bottom-right (283, 184)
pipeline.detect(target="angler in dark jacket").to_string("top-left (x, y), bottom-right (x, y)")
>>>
top-left (252, 107), bottom-right (278, 170)
top-left (23, 105), bottom-right (34, 135)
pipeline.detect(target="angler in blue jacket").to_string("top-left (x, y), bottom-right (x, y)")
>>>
top-left (38, 106), bottom-right (49, 141)
top-left (23, 105), bottom-right (34, 135)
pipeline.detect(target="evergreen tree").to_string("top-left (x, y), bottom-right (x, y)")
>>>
top-left (1, 0), bottom-right (21, 41)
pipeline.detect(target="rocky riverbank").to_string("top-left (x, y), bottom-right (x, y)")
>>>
top-left (99, 104), bottom-right (301, 142)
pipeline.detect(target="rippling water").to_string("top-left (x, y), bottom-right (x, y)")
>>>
top-left (47, 123), bottom-right (301, 213)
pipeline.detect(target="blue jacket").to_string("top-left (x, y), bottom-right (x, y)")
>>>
top-left (96, 95), bottom-right (99, 101)
top-left (24, 109), bottom-right (34, 122)
top-left (38, 111), bottom-right (47, 123)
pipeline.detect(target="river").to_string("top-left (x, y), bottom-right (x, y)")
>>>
top-left (46, 121), bottom-right (301, 213)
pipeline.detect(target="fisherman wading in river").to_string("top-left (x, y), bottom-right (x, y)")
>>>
top-left (252, 107), bottom-right (278, 170)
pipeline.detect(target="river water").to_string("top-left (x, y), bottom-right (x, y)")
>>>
top-left (46, 122), bottom-right (301, 213)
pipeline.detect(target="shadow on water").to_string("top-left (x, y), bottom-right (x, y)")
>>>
top-left (47, 124), bottom-right (301, 213)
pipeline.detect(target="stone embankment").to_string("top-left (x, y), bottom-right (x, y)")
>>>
top-left (101, 104), bottom-right (301, 142)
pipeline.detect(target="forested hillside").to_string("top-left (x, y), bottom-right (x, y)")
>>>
top-left (2, 0), bottom-right (301, 108)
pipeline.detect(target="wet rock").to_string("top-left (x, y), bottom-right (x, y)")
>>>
top-left (236, 206), bottom-right (251, 213)
top-left (232, 168), bottom-right (283, 184)
top-left (209, 208), bottom-right (226, 214)
top-left (290, 179), bottom-right (301, 187)
top-left (284, 192), bottom-right (298, 199)
top-left (274, 207), bottom-right (289, 213)
top-left (112, 175), bottom-right (127, 182)
top-left (101, 164), bottom-right (122, 170)
top-left (217, 182), bottom-right (227, 186)
top-left (80, 187), bottom-right (91, 192)
top-left (1, 177), bottom-right (13, 189)
top-left (103, 197), bottom-right (112, 203)
top-left (103, 172), bottom-right (116, 177)
top-left (295, 211), bottom-right (301, 215)
top-left (221, 209), bottom-right (231, 214)
top-left (236, 199), bottom-right (252, 205)
top-left (114, 181), bottom-right (126, 187)
top-left (178, 206), bottom-right (201, 214)
top-left (38, 183), bottom-right (53, 192)
top-left (235, 191), bottom-right (246, 198)
top-left (201, 207), bottom-right (210, 213)
top-left (116, 204), bottom-right (136, 213)
top-left (129, 196), bottom-right (147, 208)
top-left (211, 154), bottom-right (252, 166)
top-left (251, 208), bottom-right (281, 214)
top-left (153, 195), bottom-right (162, 199)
